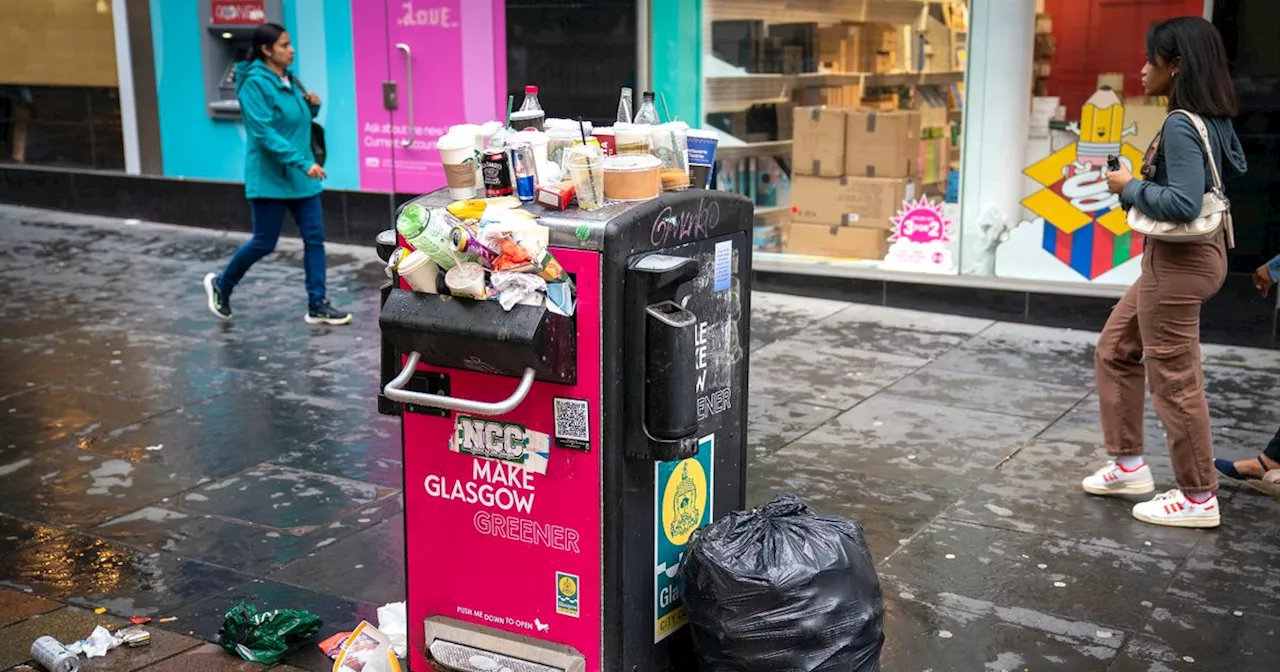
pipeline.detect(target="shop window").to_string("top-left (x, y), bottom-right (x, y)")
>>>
top-left (0, 0), bottom-right (124, 170)
top-left (506, 0), bottom-right (638, 126)
top-left (970, 0), bottom-right (1205, 285)
top-left (702, 0), bottom-right (968, 274)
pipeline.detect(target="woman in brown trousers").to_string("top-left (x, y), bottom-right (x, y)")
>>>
top-left (1080, 16), bottom-right (1246, 528)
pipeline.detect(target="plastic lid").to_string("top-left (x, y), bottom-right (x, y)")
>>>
top-left (604, 154), bottom-right (661, 171)
top-left (398, 249), bottom-right (431, 273)
top-left (436, 133), bottom-right (474, 151)
top-left (525, 85), bottom-right (538, 94)
top-left (643, 91), bottom-right (655, 99)
top-left (686, 128), bottom-right (720, 139)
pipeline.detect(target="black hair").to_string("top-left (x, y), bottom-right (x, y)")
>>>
top-left (250, 22), bottom-right (287, 62)
top-left (1145, 16), bottom-right (1237, 117)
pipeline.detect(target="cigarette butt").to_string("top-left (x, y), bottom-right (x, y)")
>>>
top-left (159, 617), bottom-right (177, 623)
top-left (94, 607), bottom-right (107, 614)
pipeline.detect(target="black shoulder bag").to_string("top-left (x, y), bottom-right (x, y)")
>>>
top-left (290, 74), bottom-right (327, 167)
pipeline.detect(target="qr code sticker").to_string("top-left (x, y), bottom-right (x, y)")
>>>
top-left (553, 397), bottom-right (590, 451)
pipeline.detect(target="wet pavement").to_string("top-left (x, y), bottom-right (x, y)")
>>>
top-left (2, 205), bottom-right (1280, 671)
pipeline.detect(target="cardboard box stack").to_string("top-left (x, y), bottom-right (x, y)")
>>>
top-left (793, 107), bottom-right (847, 177)
top-left (860, 24), bottom-right (900, 74)
top-left (914, 94), bottom-right (952, 185)
top-left (845, 109), bottom-right (920, 178)
top-left (794, 85), bottom-right (863, 108)
top-left (1033, 13), bottom-right (1055, 96)
top-left (788, 106), bottom-right (922, 260)
top-left (814, 22), bottom-right (899, 75)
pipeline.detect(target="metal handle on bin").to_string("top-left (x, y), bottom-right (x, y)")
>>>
top-left (396, 43), bottom-right (414, 148)
top-left (384, 352), bottom-right (536, 416)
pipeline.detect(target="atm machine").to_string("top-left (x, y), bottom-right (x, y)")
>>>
top-left (198, 0), bottom-right (283, 119)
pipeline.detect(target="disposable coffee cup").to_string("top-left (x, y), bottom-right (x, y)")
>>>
top-left (652, 122), bottom-right (689, 171)
top-left (686, 129), bottom-right (719, 189)
top-left (592, 127), bottom-right (617, 155)
top-left (449, 123), bottom-right (484, 186)
top-left (445, 262), bottom-right (488, 299)
top-left (437, 133), bottom-right (478, 200)
top-left (613, 122), bottom-right (652, 155)
top-left (397, 249), bottom-right (440, 294)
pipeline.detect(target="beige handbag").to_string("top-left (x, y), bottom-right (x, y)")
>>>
top-left (1126, 110), bottom-right (1234, 248)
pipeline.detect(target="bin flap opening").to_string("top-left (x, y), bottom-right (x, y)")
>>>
top-left (424, 617), bottom-right (585, 672)
top-left (379, 289), bottom-right (575, 384)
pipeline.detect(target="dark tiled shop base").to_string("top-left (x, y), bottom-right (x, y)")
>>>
top-left (754, 270), bottom-right (1280, 350)
top-left (5, 165), bottom-right (1277, 348)
top-left (0, 166), bottom-right (402, 246)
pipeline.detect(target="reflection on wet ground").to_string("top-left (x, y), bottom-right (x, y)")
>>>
top-left (2, 206), bottom-right (1280, 670)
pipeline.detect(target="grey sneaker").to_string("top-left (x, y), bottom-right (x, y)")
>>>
top-left (203, 273), bottom-right (232, 321)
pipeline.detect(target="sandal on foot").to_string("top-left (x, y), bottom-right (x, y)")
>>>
top-left (1245, 470), bottom-right (1280, 501)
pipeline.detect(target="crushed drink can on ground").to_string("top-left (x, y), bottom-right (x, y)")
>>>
top-left (31, 636), bottom-right (79, 672)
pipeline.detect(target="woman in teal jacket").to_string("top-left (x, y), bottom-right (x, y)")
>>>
top-left (203, 22), bottom-right (351, 325)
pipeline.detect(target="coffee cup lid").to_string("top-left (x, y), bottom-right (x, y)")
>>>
top-left (604, 154), bottom-right (661, 171)
top-left (436, 133), bottom-right (474, 151)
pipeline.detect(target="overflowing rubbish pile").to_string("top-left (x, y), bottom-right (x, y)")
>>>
top-left (391, 198), bottom-right (575, 315)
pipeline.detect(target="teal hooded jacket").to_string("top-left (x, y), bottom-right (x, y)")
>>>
top-left (235, 59), bottom-right (322, 200)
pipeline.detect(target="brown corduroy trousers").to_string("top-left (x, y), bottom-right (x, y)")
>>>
top-left (1095, 234), bottom-right (1227, 495)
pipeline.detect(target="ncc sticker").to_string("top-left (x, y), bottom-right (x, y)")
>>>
top-left (452, 415), bottom-right (550, 474)
top-left (555, 572), bottom-right (580, 618)
top-left (553, 397), bottom-right (591, 451)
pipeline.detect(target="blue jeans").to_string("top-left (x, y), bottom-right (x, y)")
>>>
top-left (217, 195), bottom-right (326, 309)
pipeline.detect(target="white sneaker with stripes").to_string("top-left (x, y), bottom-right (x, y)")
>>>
top-left (1131, 489), bottom-right (1220, 528)
top-left (1081, 461), bottom-right (1156, 496)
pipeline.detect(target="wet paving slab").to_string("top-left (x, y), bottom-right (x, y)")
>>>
top-left (750, 340), bottom-right (926, 410)
top-left (947, 441), bottom-right (1206, 559)
top-left (785, 302), bottom-right (993, 361)
top-left (1106, 597), bottom-right (1280, 672)
top-left (0, 514), bottom-right (247, 616)
top-left (4, 206), bottom-right (1280, 669)
top-left (0, 388), bottom-right (163, 460)
top-left (886, 365), bottom-right (1092, 422)
top-left (747, 291), bottom-right (851, 352)
top-left (878, 593), bottom-right (1125, 671)
top-left (772, 394), bottom-right (1051, 490)
top-left (0, 447), bottom-right (206, 528)
top-left (930, 321), bottom-right (1100, 388)
top-left (177, 465), bottom-right (392, 531)
top-left (747, 452), bottom-right (956, 562)
top-left (267, 515), bottom-right (406, 607)
top-left (745, 394), bottom-right (842, 458)
top-left (879, 519), bottom-right (1183, 632)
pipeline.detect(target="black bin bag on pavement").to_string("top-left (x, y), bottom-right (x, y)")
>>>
top-left (680, 493), bottom-right (884, 671)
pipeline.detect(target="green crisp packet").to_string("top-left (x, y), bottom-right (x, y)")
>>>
top-left (217, 601), bottom-right (324, 665)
